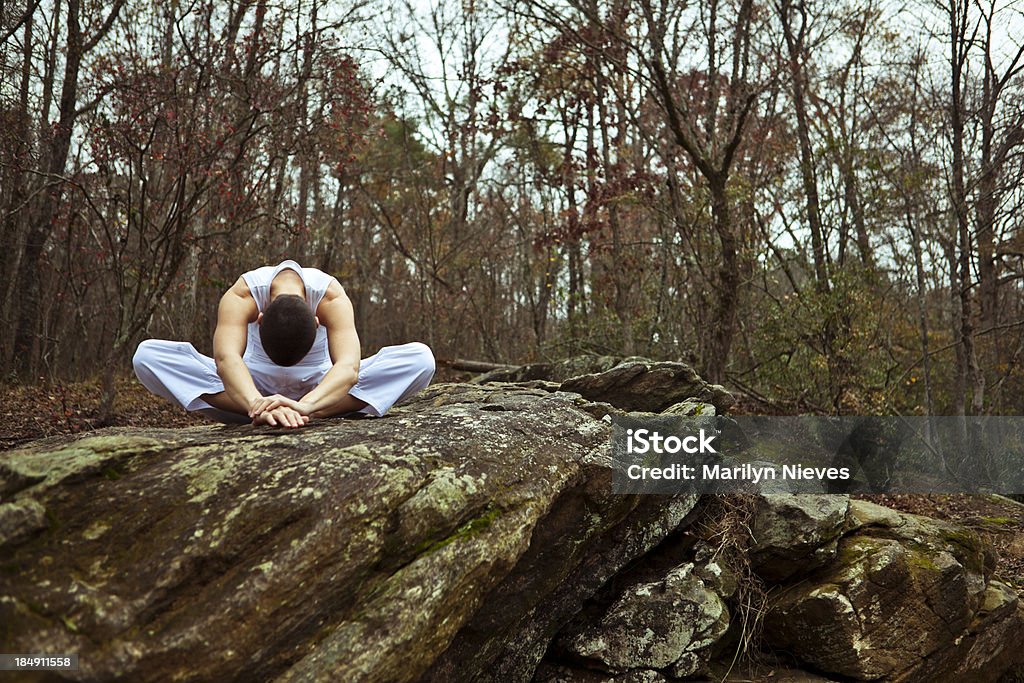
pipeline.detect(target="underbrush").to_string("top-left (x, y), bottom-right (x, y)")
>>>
top-left (0, 375), bottom-right (206, 449)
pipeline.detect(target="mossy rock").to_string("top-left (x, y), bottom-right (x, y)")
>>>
top-left (764, 503), bottom-right (1019, 682)
top-left (0, 383), bottom-right (698, 683)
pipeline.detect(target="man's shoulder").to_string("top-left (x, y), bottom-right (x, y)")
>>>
top-left (217, 277), bottom-right (258, 324)
top-left (223, 275), bottom-right (257, 301)
top-left (303, 267), bottom-right (343, 300)
top-left (317, 277), bottom-right (348, 305)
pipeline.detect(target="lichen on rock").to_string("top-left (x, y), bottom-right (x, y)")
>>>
top-left (763, 504), bottom-right (1015, 682)
top-left (558, 562), bottom-right (728, 676)
top-left (2, 369), bottom-right (1024, 683)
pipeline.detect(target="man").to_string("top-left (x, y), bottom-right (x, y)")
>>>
top-left (133, 260), bottom-right (435, 427)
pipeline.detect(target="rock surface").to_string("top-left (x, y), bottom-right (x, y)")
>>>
top-left (0, 383), bottom-right (695, 682)
top-left (3, 371), bottom-right (1024, 683)
top-left (473, 355), bottom-right (735, 414)
top-left (557, 562), bottom-right (728, 677)
top-left (749, 494), bottom-right (851, 581)
top-left (764, 499), bottom-right (1022, 682)
top-left (472, 356), bottom-right (628, 384)
top-left (560, 360), bottom-right (734, 414)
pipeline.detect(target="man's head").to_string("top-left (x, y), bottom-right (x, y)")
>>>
top-left (259, 295), bottom-right (316, 366)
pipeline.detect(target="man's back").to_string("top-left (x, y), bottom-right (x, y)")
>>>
top-left (240, 261), bottom-right (335, 369)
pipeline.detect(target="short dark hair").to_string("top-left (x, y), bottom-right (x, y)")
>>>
top-left (260, 295), bottom-right (316, 366)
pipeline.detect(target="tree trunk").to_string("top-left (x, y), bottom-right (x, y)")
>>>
top-left (947, 0), bottom-right (984, 417)
top-left (12, 0), bottom-right (83, 375)
top-left (779, 0), bottom-right (828, 291)
top-left (976, 63), bottom-right (998, 332)
top-left (704, 173), bottom-right (739, 383)
top-left (1, 11), bottom-right (34, 368)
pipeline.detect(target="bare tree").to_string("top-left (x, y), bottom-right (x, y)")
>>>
top-left (8, 0), bottom-right (125, 375)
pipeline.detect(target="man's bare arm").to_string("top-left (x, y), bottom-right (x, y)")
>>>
top-left (210, 277), bottom-right (263, 416)
top-left (300, 280), bottom-right (362, 417)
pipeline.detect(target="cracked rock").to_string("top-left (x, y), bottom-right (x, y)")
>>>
top-left (749, 494), bottom-right (851, 582)
top-left (762, 504), bottom-right (1019, 681)
top-left (557, 562), bottom-right (728, 677)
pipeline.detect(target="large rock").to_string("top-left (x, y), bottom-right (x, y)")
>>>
top-left (421, 477), bottom-right (699, 682)
top-left (749, 494), bottom-right (851, 581)
top-left (473, 355), bottom-right (627, 384)
top-left (560, 360), bottom-right (734, 414)
top-left (556, 562), bottom-right (728, 678)
top-left (5, 370), bottom-right (1024, 683)
top-left (0, 383), bottom-right (697, 683)
top-left (474, 355), bottom-right (735, 414)
top-left (763, 499), bottom-right (1023, 681)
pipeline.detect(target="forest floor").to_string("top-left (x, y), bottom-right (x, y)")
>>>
top-left (2, 373), bottom-right (1023, 591)
top-left (0, 375), bottom-right (208, 450)
top-left (0, 367), bottom-right (473, 450)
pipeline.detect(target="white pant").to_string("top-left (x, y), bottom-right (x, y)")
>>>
top-left (133, 340), bottom-right (435, 423)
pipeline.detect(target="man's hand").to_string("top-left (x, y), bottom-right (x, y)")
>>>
top-left (252, 404), bottom-right (309, 428)
top-left (250, 394), bottom-right (315, 418)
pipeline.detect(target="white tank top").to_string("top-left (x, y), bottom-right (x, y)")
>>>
top-left (241, 260), bottom-right (335, 369)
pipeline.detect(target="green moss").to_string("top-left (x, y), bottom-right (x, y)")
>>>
top-left (939, 527), bottom-right (980, 551)
top-left (836, 537), bottom-right (877, 565)
top-left (69, 435), bottom-right (159, 454)
top-left (906, 549), bottom-right (940, 572)
top-left (460, 507), bottom-right (501, 536)
top-left (61, 615), bottom-right (79, 633)
top-left (415, 506), bottom-right (502, 556)
top-left (979, 516), bottom-right (1014, 526)
top-left (1, 434), bottom-right (162, 495)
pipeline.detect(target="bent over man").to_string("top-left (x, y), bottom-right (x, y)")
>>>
top-left (133, 260), bottom-right (435, 427)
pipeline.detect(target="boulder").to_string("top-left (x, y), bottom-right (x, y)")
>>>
top-left (748, 494), bottom-right (851, 581)
top-left (473, 355), bottom-right (627, 384)
top-left (762, 500), bottom-right (1020, 681)
top-left (5, 370), bottom-right (1024, 683)
top-left (0, 383), bottom-right (697, 683)
top-left (918, 579), bottom-right (1024, 681)
top-left (537, 526), bottom-right (736, 682)
top-left (556, 562), bottom-right (728, 678)
top-left (420, 485), bottom-right (699, 682)
top-left (560, 360), bottom-right (734, 414)
top-left (473, 355), bottom-right (735, 414)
